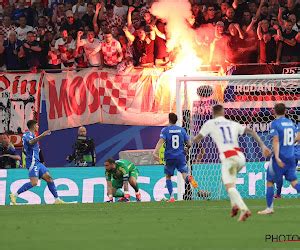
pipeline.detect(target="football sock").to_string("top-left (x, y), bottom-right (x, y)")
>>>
top-left (227, 187), bottom-right (248, 211)
top-left (166, 179), bottom-right (173, 197)
top-left (47, 181), bottom-right (58, 198)
top-left (294, 183), bottom-right (300, 193)
top-left (114, 189), bottom-right (124, 197)
top-left (133, 183), bottom-right (139, 193)
top-left (266, 186), bottom-right (274, 208)
top-left (17, 182), bottom-right (33, 195)
top-left (276, 179), bottom-right (283, 196)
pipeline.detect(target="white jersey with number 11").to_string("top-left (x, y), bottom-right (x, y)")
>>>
top-left (199, 116), bottom-right (246, 154)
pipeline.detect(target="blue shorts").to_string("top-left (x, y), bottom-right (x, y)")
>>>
top-left (164, 158), bottom-right (188, 176)
top-left (28, 162), bottom-right (48, 179)
top-left (267, 157), bottom-right (297, 183)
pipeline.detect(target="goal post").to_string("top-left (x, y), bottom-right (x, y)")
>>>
top-left (175, 74), bottom-right (300, 201)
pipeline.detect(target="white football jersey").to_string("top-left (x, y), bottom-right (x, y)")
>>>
top-left (199, 116), bottom-right (246, 154)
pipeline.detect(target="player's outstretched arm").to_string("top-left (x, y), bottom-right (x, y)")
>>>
top-left (193, 133), bottom-right (204, 144)
top-left (153, 138), bottom-right (165, 161)
top-left (244, 128), bottom-right (271, 158)
top-left (29, 130), bottom-right (51, 145)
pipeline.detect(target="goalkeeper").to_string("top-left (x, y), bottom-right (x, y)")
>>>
top-left (104, 158), bottom-right (141, 202)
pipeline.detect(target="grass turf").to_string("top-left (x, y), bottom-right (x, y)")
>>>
top-left (0, 199), bottom-right (299, 250)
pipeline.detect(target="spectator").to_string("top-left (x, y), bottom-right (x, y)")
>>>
top-left (209, 21), bottom-right (229, 70)
top-left (74, 44), bottom-right (88, 68)
top-left (1, 31), bottom-right (24, 70)
top-left (202, 4), bottom-right (220, 25)
top-left (285, 0), bottom-right (300, 20)
top-left (239, 18), bottom-right (259, 64)
top-left (127, 6), bottom-right (141, 33)
top-left (259, 3), bottom-right (270, 21)
top-left (257, 19), bottom-right (277, 63)
top-left (153, 19), bottom-right (169, 66)
top-left (0, 133), bottom-right (21, 169)
top-left (66, 126), bottom-right (96, 167)
top-left (72, 0), bottom-right (87, 19)
top-left (116, 33), bottom-right (134, 72)
top-left (54, 28), bottom-right (76, 68)
top-left (113, 0), bottom-right (128, 21)
top-left (61, 10), bottom-right (83, 39)
top-left (232, 0), bottom-right (248, 21)
top-left (220, 2), bottom-right (230, 19)
top-left (34, 16), bottom-right (54, 35)
top-left (277, 20), bottom-right (298, 63)
top-left (124, 25), bottom-right (155, 67)
top-left (22, 31), bottom-right (42, 71)
top-left (0, 15), bottom-right (16, 40)
top-left (32, 0), bottom-right (52, 26)
top-left (100, 30), bottom-right (123, 68)
top-left (141, 10), bottom-right (153, 28)
top-left (40, 30), bottom-right (55, 69)
top-left (223, 7), bottom-right (236, 31)
top-left (82, 3), bottom-right (95, 30)
top-left (11, 0), bottom-right (29, 23)
top-left (191, 3), bottom-right (203, 28)
top-left (51, 3), bottom-right (66, 31)
top-left (76, 29), bottom-right (101, 67)
top-left (241, 10), bottom-right (252, 28)
top-left (15, 16), bottom-right (34, 41)
top-left (226, 23), bottom-right (244, 65)
top-left (98, 4), bottom-right (124, 31)
top-left (248, 1), bottom-right (258, 17)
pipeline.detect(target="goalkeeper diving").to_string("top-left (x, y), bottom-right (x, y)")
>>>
top-left (104, 158), bottom-right (141, 202)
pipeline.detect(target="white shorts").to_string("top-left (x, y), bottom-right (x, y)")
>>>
top-left (220, 151), bottom-right (246, 185)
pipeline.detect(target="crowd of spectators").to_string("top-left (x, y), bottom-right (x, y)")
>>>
top-left (0, 0), bottom-right (299, 73)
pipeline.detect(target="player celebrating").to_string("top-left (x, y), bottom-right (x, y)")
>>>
top-left (258, 103), bottom-right (300, 215)
top-left (104, 158), bottom-right (141, 202)
top-left (153, 113), bottom-right (198, 203)
top-left (9, 120), bottom-right (65, 205)
top-left (193, 105), bottom-right (271, 221)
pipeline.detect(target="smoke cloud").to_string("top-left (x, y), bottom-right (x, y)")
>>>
top-left (151, 0), bottom-right (202, 71)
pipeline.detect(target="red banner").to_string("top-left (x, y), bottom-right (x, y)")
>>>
top-left (43, 68), bottom-right (173, 131)
top-left (0, 72), bottom-right (42, 147)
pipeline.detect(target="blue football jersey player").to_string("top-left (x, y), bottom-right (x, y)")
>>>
top-left (258, 103), bottom-right (300, 215)
top-left (9, 120), bottom-right (64, 205)
top-left (153, 113), bottom-right (198, 202)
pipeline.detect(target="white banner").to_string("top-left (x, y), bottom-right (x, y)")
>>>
top-left (43, 68), bottom-right (171, 131)
top-left (0, 72), bottom-right (42, 147)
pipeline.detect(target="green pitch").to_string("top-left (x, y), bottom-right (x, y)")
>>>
top-left (1, 199), bottom-right (299, 250)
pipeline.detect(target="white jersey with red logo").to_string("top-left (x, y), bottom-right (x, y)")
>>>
top-left (199, 116), bottom-right (246, 155)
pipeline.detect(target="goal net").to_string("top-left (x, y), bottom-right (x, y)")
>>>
top-left (175, 74), bottom-right (300, 201)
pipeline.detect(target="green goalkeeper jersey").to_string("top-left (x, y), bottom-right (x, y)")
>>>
top-left (105, 159), bottom-right (138, 181)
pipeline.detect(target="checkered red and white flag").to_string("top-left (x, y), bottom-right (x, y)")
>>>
top-left (44, 68), bottom-right (169, 131)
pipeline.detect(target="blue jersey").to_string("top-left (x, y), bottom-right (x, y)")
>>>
top-left (22, 131), bottom-right (40, 169)
top-left (270, 117), bottom-right (298, 161)
top-left (295, 144), bottom-right (300, 160)
top-left (160, 125), bottom-right (189, 160)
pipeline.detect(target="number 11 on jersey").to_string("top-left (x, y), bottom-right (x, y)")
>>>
top-left (220, 126), bottom-right (233, 144)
